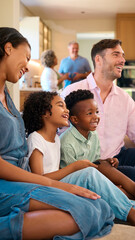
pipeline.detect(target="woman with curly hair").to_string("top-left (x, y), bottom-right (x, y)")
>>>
top-left (23, 90), bottom-right (135, 226)
top-left (40, 50), bottom-right (70, 91)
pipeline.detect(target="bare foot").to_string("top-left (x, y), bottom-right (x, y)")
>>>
top-left (127, 207), bottom-right (135, 226)
top-left (117, 185), bottom-right (135, 200)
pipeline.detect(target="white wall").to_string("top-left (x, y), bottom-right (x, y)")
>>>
top-left (78, 32), bottom-right (115, 71)
top-left (0, 0), bottom-right (20, 110)
top-left (20, 2), bottom-right (33, 19)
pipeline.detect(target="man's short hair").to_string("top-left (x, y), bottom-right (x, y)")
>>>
top-left (68, 41), bottom-right (79, 47)
top-left (91, 39), bottom-right (122, 68)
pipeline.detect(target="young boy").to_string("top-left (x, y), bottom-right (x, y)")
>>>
top-left (60, 89), bottom-right (101, 168)
top-left (60, 89), bottom-right (135, 199)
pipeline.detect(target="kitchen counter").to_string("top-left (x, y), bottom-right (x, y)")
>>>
top-left (20, 87), bottom-right (42, 91)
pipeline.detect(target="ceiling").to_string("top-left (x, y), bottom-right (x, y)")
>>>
top-left (21, 0), bottom-right (135, 20)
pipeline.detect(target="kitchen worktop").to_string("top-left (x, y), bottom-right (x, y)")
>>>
top-left (20, 87), bottom-right (42, 91)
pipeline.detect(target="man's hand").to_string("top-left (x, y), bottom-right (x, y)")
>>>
top-left (106, 158), bottom-right (119, 168)
top-left (72, 71), bottom-right (91, 81)
top-left (72, 72), bottom-right (82, 81)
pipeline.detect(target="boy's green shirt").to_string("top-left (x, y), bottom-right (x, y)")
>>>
top-left (60, 124), bottom-right (100, 168)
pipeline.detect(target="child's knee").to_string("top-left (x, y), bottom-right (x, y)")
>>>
top-left (80, 166), bottom-right (100, 180)
top-left (83, 166), bottom-right (98, 174)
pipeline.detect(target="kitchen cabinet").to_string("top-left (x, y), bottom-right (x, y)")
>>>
top-left (116, 14), bottom-right (135, 60)
top-left (43, 25), bottom-right (52, 50)
top-left (20, 17), bottom-right (51, 59)
top-left (20, 88), bottom-right (42, 112)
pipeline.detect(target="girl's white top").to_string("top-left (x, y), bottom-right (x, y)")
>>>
top-left (27, 131), bottom-right (60, 174)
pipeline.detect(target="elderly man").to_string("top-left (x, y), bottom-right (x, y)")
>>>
top-left (59, 41), bottom-right (91, 88)
top-left (61, 39), bottom-right (135, 181)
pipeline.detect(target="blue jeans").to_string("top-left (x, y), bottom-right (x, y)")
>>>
top-left (0, 179), bottom-right (114, 240)
top-left (114, 147), bottom-right (135, 181)
top-left (61, 167), bottom-right (135, 221)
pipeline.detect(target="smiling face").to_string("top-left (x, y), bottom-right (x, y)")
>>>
top-left (68, 43), bottom-right (79, 59)
top-left (46, 95), bottom-right (69, 128)
top-left (70, 98), bottom-right (100, 138)
top-left (4, 42), bottom-right (31, 84)
top-left (100, 44), bottom-right (125, 80)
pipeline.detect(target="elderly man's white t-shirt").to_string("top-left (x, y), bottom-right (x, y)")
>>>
top-left (27, 131), bottom-right (60, 174)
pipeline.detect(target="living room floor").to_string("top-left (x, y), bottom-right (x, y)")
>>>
top-left (98, 224), bottom-right (135, 240)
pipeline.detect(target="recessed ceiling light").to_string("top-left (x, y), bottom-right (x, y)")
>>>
top-left (77, 32), bottom-right (115, 39)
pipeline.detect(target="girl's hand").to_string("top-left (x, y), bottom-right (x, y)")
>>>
top-left (106, 158), bottom-right (119, 168)
top-left (73, 159), bottom-right (98, 171)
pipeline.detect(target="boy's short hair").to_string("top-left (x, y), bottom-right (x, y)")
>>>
top-left (91, 39), bottom-right (122, 68)
top-left (65, 89), bottom-right (94, 116)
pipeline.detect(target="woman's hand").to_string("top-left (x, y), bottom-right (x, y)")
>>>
top-left (106, 158), bottom-right (119, 168)
top-left (63, 73), bottom-right (71, 80)
top-left (0, 157), bottom-right (100, 200)
top-left (67, 183), bottom-right (101, 200)
top-left (51, 180), bottom-right (101, 200)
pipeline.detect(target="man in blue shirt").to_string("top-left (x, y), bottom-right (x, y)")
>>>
top-left (59, 41), bottom-right (91, 88)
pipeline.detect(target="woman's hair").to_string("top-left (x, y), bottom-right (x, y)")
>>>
top-left (65, 89), bottom-right (94, 116)
top-left (41, 50), bottom-right (56, 67)
top-left (23, 91), bottom-right (58, 135)
top-left (0, 27), bottom-right (30, 61)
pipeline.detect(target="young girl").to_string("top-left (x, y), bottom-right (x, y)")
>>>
top-left (23, 90), bottom-right (135, 225)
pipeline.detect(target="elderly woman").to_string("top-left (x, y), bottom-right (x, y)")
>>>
top-left (41, 50), bottom-right (70, 91)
